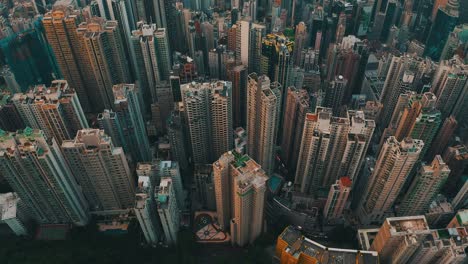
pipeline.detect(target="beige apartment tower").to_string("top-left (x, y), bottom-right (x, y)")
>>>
top-left (359, 137), bottom-right (423, 224)
top-left (76, 18), bottom-right (131, 111)
top-left (370, 216), bottom-right (431, 264)
top-left (43, 6), bottom-right (90, 111)
top-left (295, 108), bottom-right (375, 193)
top-left (246, 73), bottom-right (281, 175)
top-left (213, 151), bottom-right (268, 246)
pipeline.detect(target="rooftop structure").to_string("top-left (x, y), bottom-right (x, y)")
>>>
top-left (276, 226), bottom-right (379, 264)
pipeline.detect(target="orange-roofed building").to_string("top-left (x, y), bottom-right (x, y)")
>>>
top-left (275, 226), bottom-right (379, 264)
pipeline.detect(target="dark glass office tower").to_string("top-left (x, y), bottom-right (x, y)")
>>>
top-left (424, 0), bottom-right (459, 60)
top-left (0, 18), bottom-right (58, 92)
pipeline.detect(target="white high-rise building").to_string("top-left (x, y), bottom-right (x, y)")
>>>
top-left (236, 20), bottom-right (250, 66)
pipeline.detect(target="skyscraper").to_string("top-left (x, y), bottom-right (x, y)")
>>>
top-left (181, 81), bottom-right (233, 164)
top-left (156, 177), bottom-right (180, 245)
top-left (227, 24), bottom-right (237, 53)
top-left (393, 92), bottom-right (441, 157)
top-left (246, 74), bottom-right (281, 175)
top-left (326, 37), bottom-right (361, 94)
top-left (0, 192), bottom-right (30, 236)
top-left (0, 128), bottom-right (89, 225)
top-left (260, 33), bottom-right (293, 90)
top-left (42, 7), bottom-right (90, 111)
top-left (76, 18), bottom-right (131, 110)
top-left (213, 151), bottom-right (268, 246)
top-left (292, 22), bottom-right (308, 66)
top-left (1, 16), bottom-right (58, 93)
top-left (167, 106), bottom-right (190, 171)
top-left (156, 161), bottom-right (185, 209)
top-left (151, 81), bottom-right (175, 134)
top-left (324, 75), bottom-right (348, 116)
top-left (379, 54), bottom-right (435, 128)
top-left (295, 108), bottom-right (375, 193)
top-left (62, 129), bottom-right (136, 212)
top-left (427, 116), bottom-right (457, 160)
top-left (11, 80), bottom-right (88, 145)
top-left (430, 56), bottom-right (467, 119)
top-left (358, 137), bottom-right (423, 224)
top-left (452, 178), bottom-right (468, 210)
top-left (280, 87), bottom-right (310, 173)
top-left (399, 155), bottom-right (450, 216)
top-left (442, 145), bottom-right (468, 197)
top-left (227, 65), bottom-right (248, 128)
top-left (425, 0), bottom-right (459, 60)
top-left (213, 152), bottom-right (234, 230)
top-left (111, 84), bottom-right (151, 163)
top-left (323, 177), bottom-right (352, 221)
top-left (235, 20), bottom-right (250, 66)
top-left (440, 25), bottom-right (468, 61)
top-left (248, 23), bottom-right (266, 74)
top-left (370, 216), bottom-right (431, 263)
top-left (0, 91), bottom-right (25, 132)
top-left (94, 0), bottom-right (138, 80)
top-left (134, 168), bottom-right (162, 245)
top-left (132, 23), bottom-right (172, 104)
top-left (193, 164), bottom-right (216, 211)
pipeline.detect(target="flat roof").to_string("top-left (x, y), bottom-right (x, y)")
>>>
top-left (279, 226), bottom-right (379, 263)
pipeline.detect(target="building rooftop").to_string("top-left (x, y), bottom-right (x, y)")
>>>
top-left (113, 84), bottom-right (135, 104)
top-left (156, 178), bottom-right (172, 209)
top-left (386, 215), bottom-right (430, 234)
top-left (454, 210), bottom-right (468, 226)
top-left (62, 129), bottom-right (112, 151)
top-left (279, 226), bottom-right (379, 263)
top-left (0, 192), bottom-right (19, 221)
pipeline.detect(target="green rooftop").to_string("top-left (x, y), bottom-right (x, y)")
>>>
top-left (437, 229), bottom-right (450, 239)
top-left (37, 147), bottom-right (44, 156)
top-left (158, 194), bottom-right (168, 203)
top-left (232, 151), bottom-right (250, 168)
top-left (24, 127), bottom-right (33, 136)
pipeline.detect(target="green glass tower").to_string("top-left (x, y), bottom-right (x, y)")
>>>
top-left (424, 0), bottom-right (459, 60)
